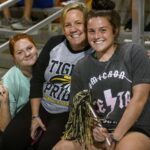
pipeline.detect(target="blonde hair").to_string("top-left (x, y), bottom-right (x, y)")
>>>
top-left (61, 2), bottom-right (88, 28)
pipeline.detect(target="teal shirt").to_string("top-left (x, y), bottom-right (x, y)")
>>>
top-left (1, 66), bottom-right (30, 118)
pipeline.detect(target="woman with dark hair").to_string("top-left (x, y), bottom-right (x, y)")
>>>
top-left (85, 7), bottom-right (150, 150)
top-left (53, 0), bottom-right (150, 149)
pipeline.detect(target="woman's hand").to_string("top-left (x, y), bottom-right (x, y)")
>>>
top-left (93, 127), bottom-right (116, 149)
top-left (93, 126), bottom-right (106, 142)
top-left (31, 116), bottom-right (46, 140)
top-left (0, 85), bottom-right (9, 104)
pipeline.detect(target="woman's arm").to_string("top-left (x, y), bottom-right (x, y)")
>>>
top-left (31, 98), bottom-right (41, 118)
top-left (113, 44), bottom-right (150, 140)
top-left (113, 83), bottom-right (150, 141)
top-left (0, 85), bottom-right (11, 131)
top-left (30, 98), bottom-right (46, 140)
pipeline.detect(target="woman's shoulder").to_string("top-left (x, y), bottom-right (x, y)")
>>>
top-left (2, 66), bottom-right (30, 92)
top-left (2, 66), bottom-right (24, 82)
top-left (75, 55), bottom-right (92, 68)
top-left (2, 66), bottom-right (19, 76)
top-left (116, 42), bottom-right (147, 61)
top-left (48, 35), bottom-right (66, 43)
top-left (119, 42), bottom-right (146, 53)
top-left (43, 35), bottom-right (66, 51)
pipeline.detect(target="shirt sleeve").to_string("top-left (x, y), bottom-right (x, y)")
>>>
top-left (70, 61), bottom-right (85, 102)
top-left (30, 35), bottom-right (66, 99)
top-left (2, 76), bottom-right (17, 117)
top-left (29, 38), bottom-right (51, 99)
top-left (131, 43), bottom-right (150, 85)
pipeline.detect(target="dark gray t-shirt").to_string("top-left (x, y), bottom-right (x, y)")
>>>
top-left (71, 43), bottom-right (150, 133)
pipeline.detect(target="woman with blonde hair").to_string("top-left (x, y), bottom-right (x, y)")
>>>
top-left (2, 2), bottom-right (92, 150)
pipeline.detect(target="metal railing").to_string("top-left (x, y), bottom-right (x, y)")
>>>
top-left (0, 0), bottom-right (147, 53)
top-left (0, 7), bottom-right (63, 52)
top-left (132, 0), bottom-right (145, 44)
top-left (0, 0), bottom-right (19, 10)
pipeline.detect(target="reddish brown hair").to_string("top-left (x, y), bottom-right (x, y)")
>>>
top-left (9, 33), bottom-right (36, 56)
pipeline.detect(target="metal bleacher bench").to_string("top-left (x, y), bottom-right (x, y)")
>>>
top-left (0, 0), bottom-right (149, 69)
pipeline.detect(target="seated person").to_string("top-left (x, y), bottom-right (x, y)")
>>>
top-left (52, 0), bottom-right (150, 149)
top-left (0, 33), bottom-right (38, 132)
top-left (1, 2), bottom-right (91, 150)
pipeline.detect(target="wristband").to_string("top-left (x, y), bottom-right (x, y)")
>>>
top-left (32, 115), bottom-right (39, 120)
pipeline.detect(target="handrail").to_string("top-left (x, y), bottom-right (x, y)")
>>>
top-left (0, 0), bottom-right (146, 50)
top-left (132, 0), bottom-right (144, 44)
top-left (0, 0), bottom-right (20, 10)
top-left (0, 7), bottom-right (63, 52)
top-left (24, 7), bottom-right (63, 34)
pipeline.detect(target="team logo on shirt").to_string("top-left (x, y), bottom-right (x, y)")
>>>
top-left (43, 75), bottom-right (71, 104)
top-left (50, 75), bottom-right (71, 90)
top-left (50, 75), bottom-right (71, 84)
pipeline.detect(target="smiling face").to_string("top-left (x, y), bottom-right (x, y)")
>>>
top-left (13, 38), bottom-right (38, 69)
top-left (87, 16), bottom-right (116, 54)
top-left (63, 9), bottom-right (86, 51)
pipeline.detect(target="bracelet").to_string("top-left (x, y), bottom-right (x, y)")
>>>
top-left (32, 115), bottom-right (39, 120)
